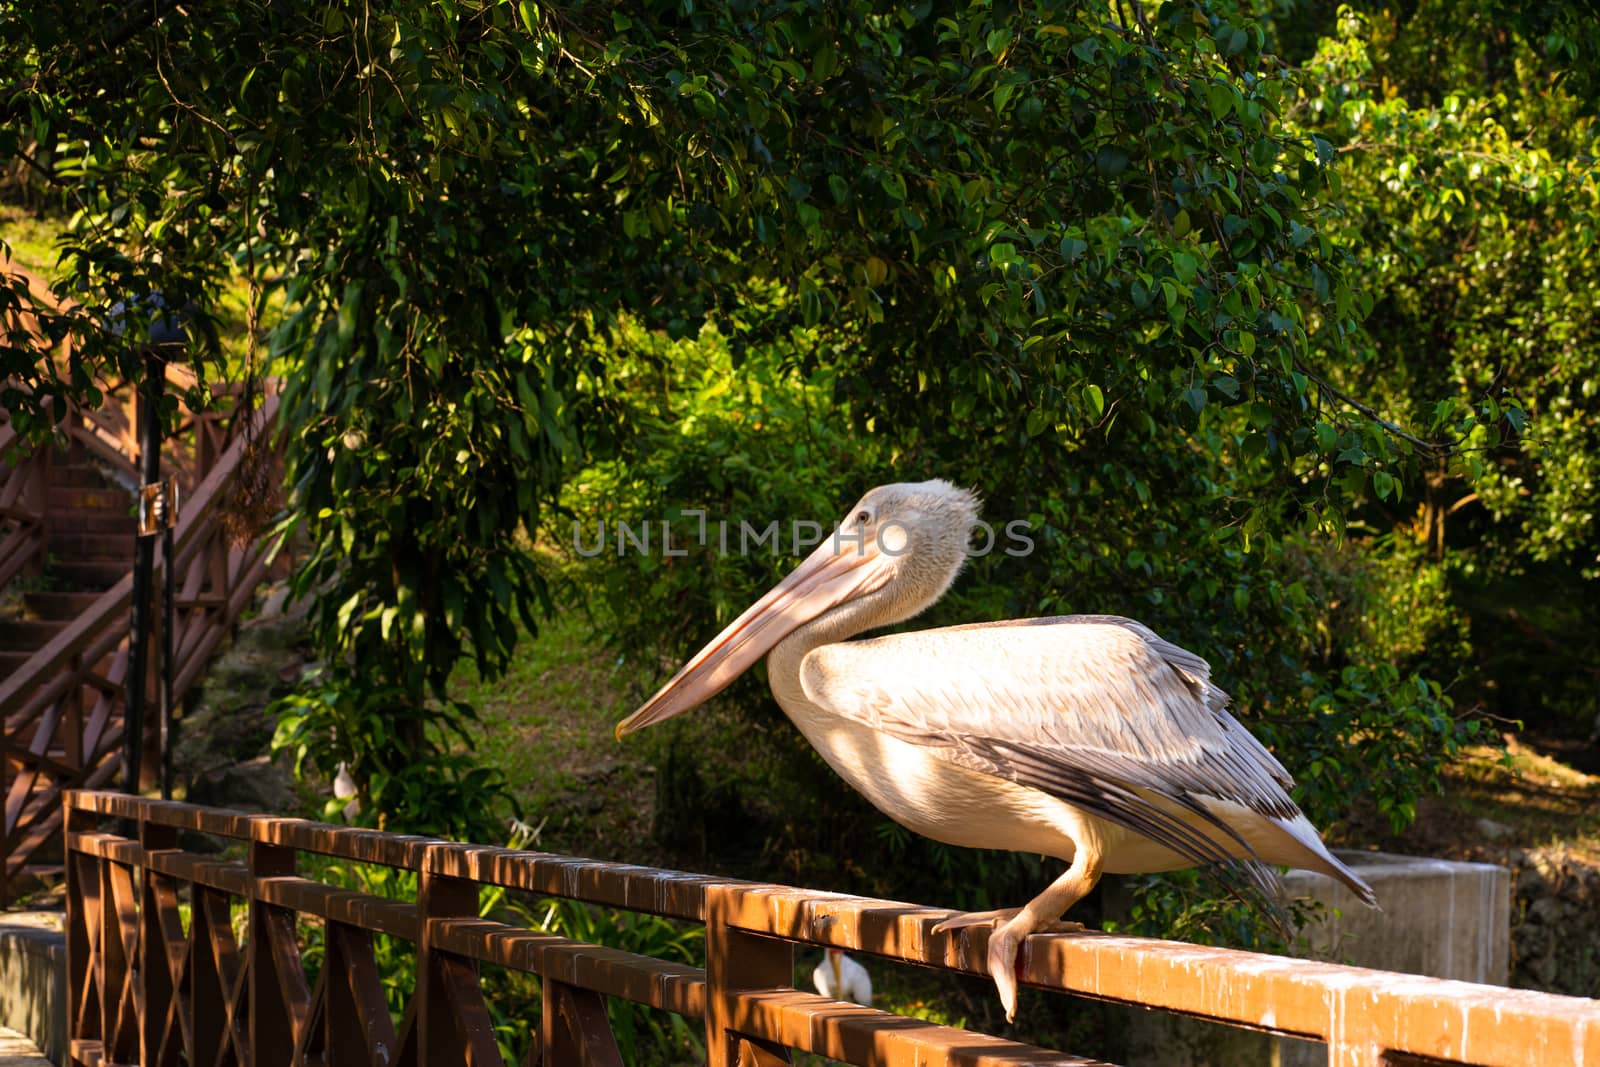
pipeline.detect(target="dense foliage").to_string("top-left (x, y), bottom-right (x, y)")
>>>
top-left (1285, 3), bottom-right (1600, 730)
top-left (5, 0), bottom-right (1596, 969)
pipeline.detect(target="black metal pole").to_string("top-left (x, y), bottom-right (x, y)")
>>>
top-left (161, 518), bottom-right (175, 800)
top-left (124, 348), bottom-right (162, 796)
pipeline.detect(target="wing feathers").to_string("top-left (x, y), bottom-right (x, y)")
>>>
top-left (802, 614), bottom-right (1303, 880)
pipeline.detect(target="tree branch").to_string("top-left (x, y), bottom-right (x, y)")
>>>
top-left (1295, 361), bottom-right (1447, 455)
top-left (0, 0), bottom-right (184, 123)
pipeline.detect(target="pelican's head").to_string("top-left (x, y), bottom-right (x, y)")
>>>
top-left (844, 479), bottom-right (980, 618)
top-left (615, 479), bottom-right (981, 739)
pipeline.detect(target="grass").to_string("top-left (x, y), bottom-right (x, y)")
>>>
top-left (1, 203), bottom-right (65, 274)
top-left (1344, 735), bottom-right (1600, 861)
top-left (449, 610), bottom-right (661, 862)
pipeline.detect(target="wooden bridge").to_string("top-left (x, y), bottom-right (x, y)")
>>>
top-left (0, 267), bottom-right (279, 894)
top-left (62, 790), bottom-right (1600, 1067)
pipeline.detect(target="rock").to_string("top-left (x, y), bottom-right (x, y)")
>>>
top-left (169, 580), bottom-right (319, 815)
top-left (1526, 896), bottom-right (1563, 926)
top-left (1506, 846), bottom-right (1600, 998)
top-left (186, 755), bottom-right (298, 815)
top-left (257, 582), bottom-right (292, 619)
top-left (1473, 817), bottom-right (1514, 841)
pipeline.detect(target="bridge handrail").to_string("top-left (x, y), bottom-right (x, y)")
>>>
top-left (62, 790), bottom-right (1600, 1067)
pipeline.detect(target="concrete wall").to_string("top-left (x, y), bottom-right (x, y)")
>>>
top-left (0, 913), bottom-right (65, 1067)
top-left (1103, 851), bottom-right (1510, 1066)
top-left (1283, 851), bottom-right (1508, 985)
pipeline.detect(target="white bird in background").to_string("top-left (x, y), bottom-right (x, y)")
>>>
top-left (616, 480), bottom-right (1377, 1021)
top-left (812, 947), bottom-right (874, 1007)
top-left (333, 761), bottom-right (360, 820)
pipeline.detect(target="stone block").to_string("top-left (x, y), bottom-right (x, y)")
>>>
top-left (0, 912), bottom-right (65, 1066)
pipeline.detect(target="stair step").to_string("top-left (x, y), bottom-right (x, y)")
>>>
top-left (46, 511), bottom-right (137, 535)
top-left (47, 487), bottom-right (133, 513)
top-left (0, 648), bottom-right (35, 675)
top-left (0, 619), bottom-right (67, 650)
top-left (48, 463), bottom-right (119, 489)
top-left (22, 591), bottom-right (105, 620)
top-left (46, 531), bottom-right (132, 562)
top-left (46, 560), bottom-right (128, 589)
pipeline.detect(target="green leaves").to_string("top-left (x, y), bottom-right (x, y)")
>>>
top-left (12, 0), bottom-right (1571, 903)
top-left (1205, 82), bottom-right (1236, 120)
top-left (1094, 145), bottom-right (1132, 178)
top-left (1084, 383), bottom-right (1106, 420)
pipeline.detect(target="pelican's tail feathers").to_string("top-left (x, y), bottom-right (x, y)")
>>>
top-left (1269, 811), bottom-right (1379, 909)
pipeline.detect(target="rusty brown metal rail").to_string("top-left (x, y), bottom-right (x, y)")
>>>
top-left (63, 791), bottom-right (1600, 1067)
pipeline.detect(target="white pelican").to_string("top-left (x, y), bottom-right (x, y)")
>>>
top-left (813, 948), bottom-right (874, 1006)
top-left (616, 480), bottom-right (1377, 1020)
top-left (333, 761), bottom-right (360, 820)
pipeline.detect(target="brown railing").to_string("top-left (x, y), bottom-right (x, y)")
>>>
top-left (60, 359), bottom-right (244, 491)
top-left (63, 791), bottom-right (1600, 1067)
top-left (1, 361), bottom-right (280, 887)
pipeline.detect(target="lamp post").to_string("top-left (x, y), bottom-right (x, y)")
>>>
top-left (114, 294), bottom-right (185, 799)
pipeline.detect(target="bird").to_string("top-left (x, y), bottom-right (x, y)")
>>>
top-left (615, 479), bottom-right (1377, 1021)
top-left (333, 761), bottom-right (360, 820)
top-left (813, 947), bottom-right (874, 1007)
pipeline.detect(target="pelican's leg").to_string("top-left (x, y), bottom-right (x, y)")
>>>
top-left (987, 847), bottom-right (1104, 1023)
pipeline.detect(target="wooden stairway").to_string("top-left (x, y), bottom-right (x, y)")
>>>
top-left (1, 378), bottom-right (281, 901)
top-left (0, 449), bottom-right (135, 681)
top-left (0, 449), bottom-right (137, 894)
top-left (2, 262), bottom-right (283, 899)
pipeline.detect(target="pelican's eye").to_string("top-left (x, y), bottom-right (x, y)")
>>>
top-left (856, 509), bottom-right (872, 526)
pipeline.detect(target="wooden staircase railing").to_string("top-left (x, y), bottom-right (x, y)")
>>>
top-left (62, 791), bottom-right (1600, 1067)
top-left (1, 266), bottom-right (282, 895)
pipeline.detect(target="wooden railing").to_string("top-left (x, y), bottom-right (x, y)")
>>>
top-left (1, 361), bottom-right (280, 888)
top-left (63, 791), bottom-right (1600, 1067)
top-left (61, 359), bottom-right (243, 490)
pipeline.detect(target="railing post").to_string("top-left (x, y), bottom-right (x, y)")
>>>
top-left (704, 884), bottom-right (794, 1067)
top-left (64, 794), bottom-right (96, 1064)
top-left (139, 816), bottom-right (179, 1067)
top-left (248, 835), bottom-right (301, 1067)
top-left (418, 844), bottom-right (501, 1067)
top-left (100, 811), bottom-right (139, 1065)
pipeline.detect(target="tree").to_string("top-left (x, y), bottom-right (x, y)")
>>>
top-left (1275, 2), bottom-right (1600, 732)
top-left (3, 0), bottom-right (1523, 855)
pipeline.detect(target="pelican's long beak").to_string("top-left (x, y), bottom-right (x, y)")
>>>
top-left (615, 532), bottom-right (892, 739)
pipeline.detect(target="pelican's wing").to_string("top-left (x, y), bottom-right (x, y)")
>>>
top-left (800, 615), bottom-right (1299, 876)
